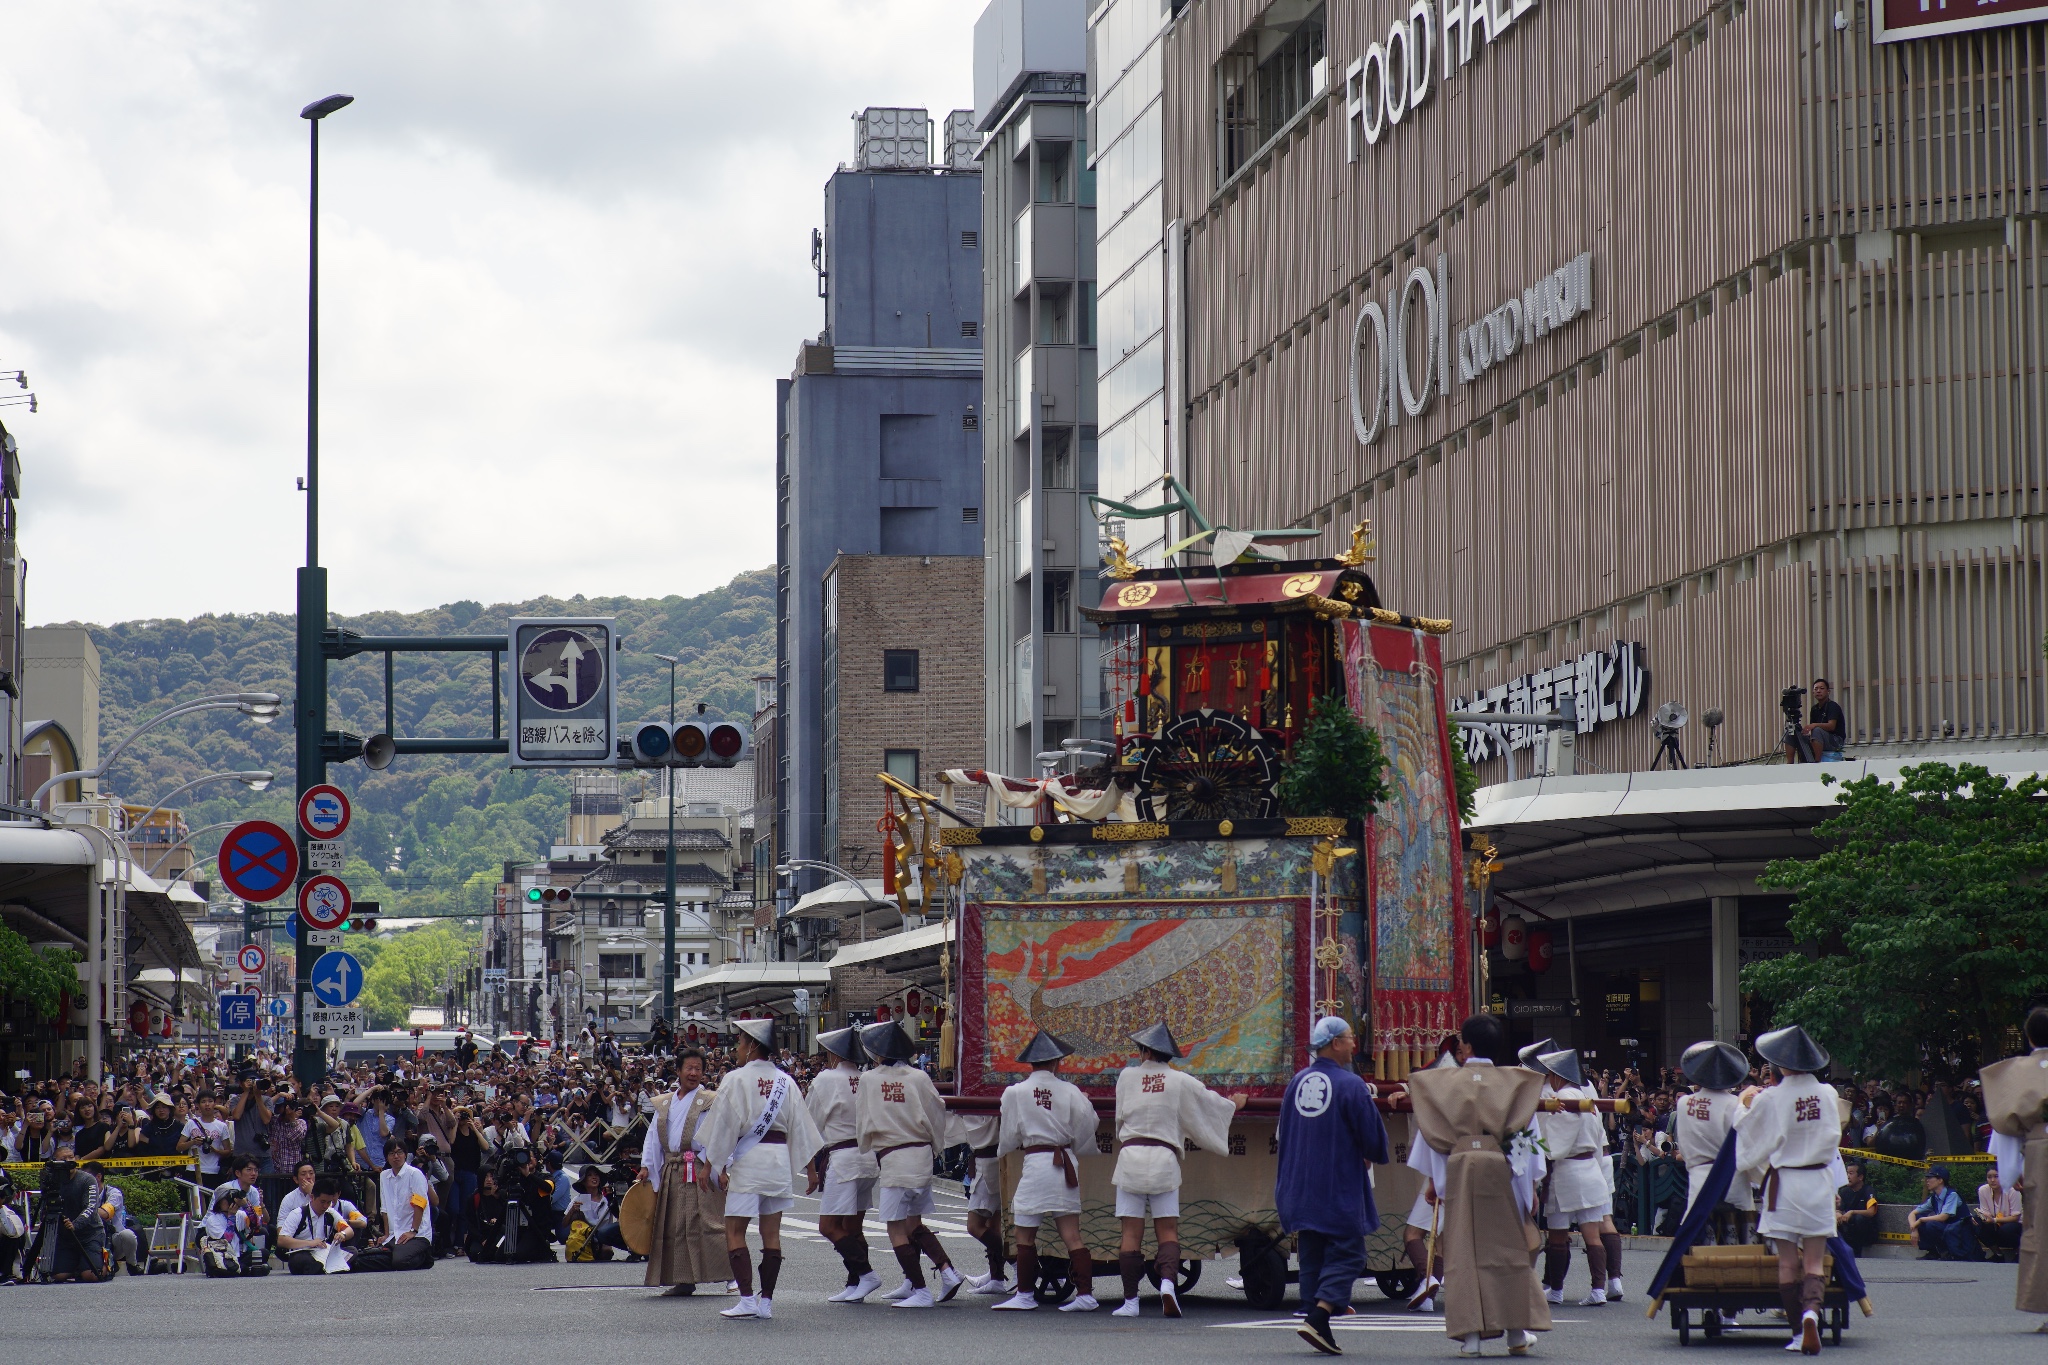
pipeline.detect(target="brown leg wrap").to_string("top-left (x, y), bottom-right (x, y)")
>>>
top-left (1405, 1238), bottom-right (1430, 1277)
top-left (981, 1226), bottom-right (1007, 1281)
top-left (1543, 1242), bottom-right (1571, 1291)
top-left (1800, 1272), bottom-right (1825, 1318)
top-left (833, 1234), bottom-right (871, 1282)
top-left (1069, 1245), bottom-right (1093, 1296)
top-left (1155, 1240), bottom-right (1181, 1291)
top-left (1016, 1244), bottom-right (1040, 1295)
top-left (913, 1224), bottom-right (951, 1271)
top-left (1584, 1238), bottom-right (1609, 1292)
top-left (1601, 1231), bottom-right (1623, 1277)
top-left (1119, 1250), bottom-right (1145, 1300)
top-left (758, 1249), bottom-right (782, 1298)
top-left (894, 1242), bottom-right (926, 1289)
top-left (728, 1247), bottom-right (753, 1298)
top-left (1779, 1281), bottom-right (1802, 1326)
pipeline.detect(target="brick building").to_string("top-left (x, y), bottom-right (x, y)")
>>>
top-left (821, 554), bottom-right (985, 879)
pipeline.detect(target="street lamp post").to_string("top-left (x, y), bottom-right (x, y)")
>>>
top-left (295, 92), bottom-right (352, 1087)
top-left (652, 653), bottom-right (679, 1025)
top-left (124, 770), bottom-right (273, 845)
top-left (776, 857), bottom-right (894, 944)
top-left (29, 693), bottom-right (281, 808)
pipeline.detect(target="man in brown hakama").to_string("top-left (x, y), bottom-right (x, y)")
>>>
top-left (1982, 1006), bottom-right (2048, 1329)
top-left (640, 1047), bottom-right (727, 1294)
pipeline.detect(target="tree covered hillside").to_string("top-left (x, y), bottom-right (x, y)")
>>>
top-left (47, 569), bottom-right (773, 919)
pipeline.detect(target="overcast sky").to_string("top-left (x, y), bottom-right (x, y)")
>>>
top-left (2, 1), bottom-right (978, 625)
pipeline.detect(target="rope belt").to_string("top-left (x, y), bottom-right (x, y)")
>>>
top-left (972, 1145), bottom-right (998, 1160)
top-left (817, 1139), bottom-right (858, 1155)
top-left (1023, 1144), bottom-right (1079, 1188)
top-left (1765, 1163), bottom-right (1828, 1211)
top-left (757, 1133), bottom-right (787, 1145)
top-left (876, 1142), bottom-right (930, 1160)
top-left (1120, 1137), bottom-right (1182, 1158)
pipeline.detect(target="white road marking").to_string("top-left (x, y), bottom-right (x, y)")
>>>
top-left (1216, 1317), bottom-right (1584, 1333)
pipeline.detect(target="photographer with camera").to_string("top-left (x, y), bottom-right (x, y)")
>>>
top-left (228, 1072), bottom-right (274, 1177)
top-left (1781, 678), bottom-right (1846, 763)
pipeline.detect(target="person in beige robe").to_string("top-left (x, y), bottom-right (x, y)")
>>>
top-left (637, 1048), bottom-right (726, 1295)
top-left (1981, 1006), bottom-right (2048, 1326)
top-left (1406, 1014), bottom-right (1551, 1358)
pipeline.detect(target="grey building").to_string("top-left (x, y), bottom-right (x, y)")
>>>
top-left (775, 111), bottom-right (984, 908)
top-left (973, 0), bottom-right (1103, 778)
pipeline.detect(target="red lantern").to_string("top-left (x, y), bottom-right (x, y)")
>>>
top-left (161, 1012), bottom-right (174, 1038)
top-left (935, 1005), bottom-right (947, 1029)
top-left (128, 1001), bottom-right (150, 1036)
top-left (1480, 908), bottom-right (1501, 949)
top-left (1527, 930), bottom-right (1554, 974)
top-left (906, 990), bottom-right (922, 1016)
top-left (876, 1003), bottom-right (891, 1021)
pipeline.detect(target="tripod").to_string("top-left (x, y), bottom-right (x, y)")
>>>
top-left (1782, 714), bottom-right (1818, 763)
top-left (1651, 729), bottom-right (1687, 769)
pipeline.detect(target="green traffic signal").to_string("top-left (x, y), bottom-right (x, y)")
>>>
top-left (526, 887), bottom-right (543, 903)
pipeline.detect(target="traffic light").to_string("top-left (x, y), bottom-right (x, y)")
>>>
top-left (342, 900), bottom-right (380, 935)
top-left (622, 709), bottom-right (749, 769)
top-left (525, 886), bottom-right (571, 905)
top-left (630, 721), bottom-right (673, 766)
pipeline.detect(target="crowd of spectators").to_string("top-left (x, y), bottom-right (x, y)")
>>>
top-left (0, 1029), bottom-right (841, 1283)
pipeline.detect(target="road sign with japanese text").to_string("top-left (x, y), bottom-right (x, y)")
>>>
top-left (510, 617), bottom-right (616, 767)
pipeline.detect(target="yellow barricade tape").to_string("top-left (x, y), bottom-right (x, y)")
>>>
top-left (1839, 1146), bottom-right (1993, 1173)
top-left (2, 1154), bottom-right (197, 1177)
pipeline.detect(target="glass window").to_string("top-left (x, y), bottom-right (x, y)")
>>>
top-left (1099, 262), bottom-right (1160, 364)
top-left (1036, 143), bottom-right (1073, 203)
top-left (1043, 427), bottom-right (1075, 489)
top-left (1079, 427), bottom-right (1099, 493)
top-left (1076, 138), bottom-right (1095, 206)
top-left (1098, 185), bottom-right (1162, 292)
top-left (883, 649), bottom-right (920, 692)
top-left (1044, 572), bottom-right (1075, 633)
top-left (1100, 332), bottom-right (1165, 433)
top-left (1078, 282), bottom-right (1098, 347)
top-left (884, 749), bottom-right (920, 787)
top-left (1216, 2), bottom-right (1326, 181)
top-left (1014, 210), bottom-right (1033, 294)
top-left (1037, 286), bottom-right (1073, 345)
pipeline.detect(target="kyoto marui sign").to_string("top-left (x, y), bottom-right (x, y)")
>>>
top-left (1349, 250), bottom-right (1595, 446)
top-left (1450, 640), bottom-right (1648, 763)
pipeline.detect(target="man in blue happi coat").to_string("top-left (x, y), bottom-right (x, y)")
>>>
top-left (1277, 1015), bottom-right (1390, 1355)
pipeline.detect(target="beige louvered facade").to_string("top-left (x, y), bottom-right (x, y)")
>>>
top-left (1158, 0), bottom-right (2048, 778)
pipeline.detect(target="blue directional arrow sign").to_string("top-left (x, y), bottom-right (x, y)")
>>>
top-left (310, 950), bottom-right (364, 1008)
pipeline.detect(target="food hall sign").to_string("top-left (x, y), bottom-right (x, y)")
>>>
top-left (1873, 0), bottom-right (2048, 43)
top-left (1350, 251), bottom-right (1594, 446)
top-left (1346, 0), bottom-right (1542, 162)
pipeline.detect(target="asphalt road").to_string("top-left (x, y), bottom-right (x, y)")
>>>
top-left (8, 1185), bottom-right (2039, 1364)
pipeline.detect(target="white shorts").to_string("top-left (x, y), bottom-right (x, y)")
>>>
top-left (876, 1184), bottom-right (936, 1222)
top-left (1114, 1187), bottom-right (1178, 1219)
top-left (967, 1159), bottom-right (1000, 1215)
top-left (1686, 1163), bottom-right (1755, 1214)
top-left (1013, 1151), bottom-right (1082, 1223)
top-left (725, 1191), bottom-right (793, 1218)
top-left (1758, 1168), bottom-right (1836, 1242)
top-left (818, 1176), bottom-right (875, 1216)
top-left (1544, 1202), bottom-right (1612, 1230)
top-left (1404, 1189), bottom-right (1438, 1236)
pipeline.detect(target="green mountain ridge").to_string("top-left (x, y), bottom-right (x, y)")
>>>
top-left (44, 568), bottom-right (774, 919)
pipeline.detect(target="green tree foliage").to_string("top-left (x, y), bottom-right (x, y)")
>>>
top-left (1279, 696), bottom-right (1391, 821)
top-left (41, 570), bottom-right (771, 920)
top-left (1452, 742), bottom-right (1480, 824)
top-left (1743, 762), bottom-right (2048, 1079)
top-left (358, 923), bottom-right (480, 1030)
top-left (0, 920), bottom-right (75, 1016)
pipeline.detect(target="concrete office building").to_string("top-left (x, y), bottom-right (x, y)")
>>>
top-left (1150, 1), bottom-right (2048, 1065)
top-left (776, 110), bottom-right (984, 897)
top-left (974, 0), bottom-right (1104, 777)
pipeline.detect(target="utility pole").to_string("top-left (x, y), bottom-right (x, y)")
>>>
top-left (652, 655), bottom-right (679, 1026)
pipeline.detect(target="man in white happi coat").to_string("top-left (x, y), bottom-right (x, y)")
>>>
top-left (805, 1026), bottom-right (882, 1303)
top-left (695, 1018), bottom-right (823, 1321)
top-left (993, 1029), bottom-right (1102, 1314)
top-left (1677, 1039), bottom-right (1756, 1249)
top-left (1735, 1025), bottom-right (1845, 1357)
top-left (945, 1105), bottom-right (1009, 1295)
top-left (1535, 1047), bottom-right (1613, 1307)
top-left (853, 1019), bottom-right (965, 1308)
top-left (1109, 1021), bottom-right (1244, 1319)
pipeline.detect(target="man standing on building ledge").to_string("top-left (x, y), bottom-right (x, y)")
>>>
top-left (1279, 1016), bottom-right (1389, 1356)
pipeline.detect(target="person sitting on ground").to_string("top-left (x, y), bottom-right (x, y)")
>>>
top-left (80, 1161), bottom-right (146, 1276)
top-left (1973, 1166), bottom-right (2023, 1263)
top-left (199, 1184), bottom-right (268, 1277)
top-left (1835, 1159), bottom-right (1880, 1253)
top-left (1908, 1164), bottom-right (1980, 1261)
top-left (276, 1176), bottom-right (360, 1274)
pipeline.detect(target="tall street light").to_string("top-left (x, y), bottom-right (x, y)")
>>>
top-left (295, 92), bottom-right (351, 1087)
top-left (124, 770), bottom-right (273, 842)
top-left (651, 653), bottom-right (679, 1024)
top-left (29, 692), bottom-right (280, 807)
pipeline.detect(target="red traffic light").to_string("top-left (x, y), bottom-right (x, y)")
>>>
top-left (707, 722), bottom-right (744, 761)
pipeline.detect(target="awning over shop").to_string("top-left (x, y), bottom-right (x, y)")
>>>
top-left (670, 961), bottom-right (831, 1015)
top-left (827, 921), bottom-right (948, 971)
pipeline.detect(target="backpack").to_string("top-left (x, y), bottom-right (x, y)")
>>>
top-left (562, 1218), bottom-right (596, 1263)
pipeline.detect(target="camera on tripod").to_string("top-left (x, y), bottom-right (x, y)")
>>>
top-left (1781, 685), bottom-right (1816, 762)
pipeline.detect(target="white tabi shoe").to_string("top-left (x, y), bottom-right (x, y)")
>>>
top-left (755, 1298), bottom-right (773, 1320)
top-left (1542, 1286), bottom-right (1563, 1305)
top-left (1225, 1274), bottom-right (1245, 1290)
top-left (1605, 1276), bottom-right (1624, 1301)
top-left (827, 1282), bottom-right (860, 1303)
top-left (1457, 1333), bottom-right (1483, 1357)
top-left (1508, 1328), bottom-right (1537, 1357)
top-left (837, 1270), bottom-right (882, 1303)
top-left (720, 1296), bottom-right (759, 1319)
top-left (1797, 1309), bottom-right (1821, 1355)
top-left (1408, 1276), bottom-right (1441, 1311)
top-left (970, 1276), bottom-right (1012, 1296)
top-left (1058, 1293), bottom-right (1100, 1312)
top-left (937, 1265), bottom-right (966, 1302)
top-left (893, 1287), bottom-right (936, 1309)
top-left (992, 1290), bottom-right (1039, 1310)
top-left (1111, 1297), bottom-right (1142, 1317)
top-left (724, 1280), bottom-right (741, 1294)
top-left (884, 1279), bottom-right (917, 1302)
top-left (1576, 1288), bottom-right (1606, 1307)
top-left (1160, 1278), bottom-right (1181, 1319)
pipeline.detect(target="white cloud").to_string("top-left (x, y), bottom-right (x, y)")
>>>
top-left (0, 0), bottom-right (979, 622)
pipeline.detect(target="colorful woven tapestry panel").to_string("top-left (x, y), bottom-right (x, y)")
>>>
top-left (959, 895), bottom-right (1310, 1098)
top-left (1341, 621), bottom-right (1469, 1069)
